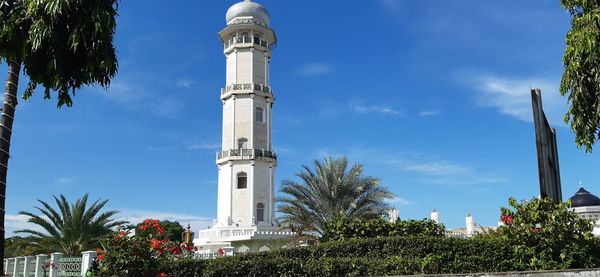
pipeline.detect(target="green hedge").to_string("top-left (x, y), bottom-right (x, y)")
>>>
top-left (163, 236), bottom-right (522, 276)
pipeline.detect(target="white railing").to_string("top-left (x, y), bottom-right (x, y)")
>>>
top-left (198, 225), bottom-right (294, 242)
top-left (3, 251), bottom-right (96, 277)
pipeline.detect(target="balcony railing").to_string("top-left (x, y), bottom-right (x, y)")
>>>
top-left (224, 36), bottom-right (270, 49)
top-left (221, 83), bottom-right (271, 94)
top-left (217, 149), bottom-right (276, 160)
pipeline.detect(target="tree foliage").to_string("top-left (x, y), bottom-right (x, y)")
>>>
top-left (3, 236), bottom-right (38, 258)
top-left (560, 0), bottom-right (600, 151)
top-left (322, 215), bottom-right (446, 242)
top-left (277, 157), bottom-right (395, 236)
top-left (0, 0), bottom-right (119, 106)
top-left (495, 197), bottom-right (598, 270)
top-left (135, 220), bottom-right (185, 243)
top-left (16, 194), bottom-right (126, 256)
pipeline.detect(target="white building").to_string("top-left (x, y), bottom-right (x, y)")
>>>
top-left (568, 186), bottom-right (600, 236)
top-left (194, 0), bottom-right (292, 253)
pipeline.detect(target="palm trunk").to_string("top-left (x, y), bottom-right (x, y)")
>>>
top-left (0, 59), bottom-right (21, 275)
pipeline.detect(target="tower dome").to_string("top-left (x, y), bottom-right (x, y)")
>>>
top-left (569, 187), bottom-right (600, 207)
top-left (226, 0), bottom-right (271, 26)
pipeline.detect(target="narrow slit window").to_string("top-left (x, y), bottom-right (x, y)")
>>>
top-left (256, 203), bottom-right (265, 222)
top-left (237, 172), bottom-right (247, 189)
top-left (256, 107), bottom-right (264, 123)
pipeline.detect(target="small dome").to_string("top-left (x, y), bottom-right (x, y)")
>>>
top-left (570, 187), bottom-right (600, 207)
top-left (226, 0), bottom-right (271, 25)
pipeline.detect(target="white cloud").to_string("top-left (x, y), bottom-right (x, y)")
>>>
top-left (99, 76), bottom-right (185, 118)
top-left (117, 209), bottom-right (214, 233)
top-left (419, 110), bottom-right (441, 117)
top-left (149, 132), bottom-right (219, 152)
top-left (5, 214), bottom-right (45, 237)
top-left (175, 79), bottom-right (195, 89)
top-left (349, 103), bottom-right (401, 115)
top-left (315, 147), bottom-right (507, 188)
top-left (296, 63), bottom-right (334, 76)
top-left (386, 156), bottom-right (507, 186)
top-left (464, 73), bottom-right (567, 126)
top-left (186, 142), bottom-right (220, 150)
top-left (55, 177), bottom-right (76, 186)
top-left (388, 197), bottom-right (411, 205)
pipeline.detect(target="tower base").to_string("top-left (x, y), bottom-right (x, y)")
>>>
top-left (194, 225), bottom-right (293, 254)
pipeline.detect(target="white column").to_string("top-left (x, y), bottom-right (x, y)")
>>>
top-left (250, 95), bottom-right (255, 148)
top-left (49, 252), bottom-right (63, 277)
top-left (234, 49), bottom-right (238, 84)
top-left (264, 52), bottom-right (268, 86)
top-left (231, 95), bottom-right (236, 150)
top-left (80, 251), bottom-right (97, 276)
top-left (431, 209), bottom-right (440, 224)
top-left (3, 259), bottom-right (6, 275)
top-left (466, 213), bottom-right (475, 238)
top-left (269, 165), bottom-right (273, 224)
top-left (34, 254), bottom-right (48, 277)
top-left (228, 162), bottom-right (234, 226)
top-left (23, 256), bottom-right (34, 277)
top-left (250, 48), bottom-right (254, 84)
top-left (266, 99), bottom-right (271, 151)
top-left (250, 161), bottom-right (255, 225)
top-left (8, 258), bottom-right (16, 276)
top-left (12, 257), bottom-right (21, 277)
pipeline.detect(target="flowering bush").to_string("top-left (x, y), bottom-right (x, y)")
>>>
top-left (495, 197), bottom-right (598, 270)
top-left (89, 219), bottom-right (195, 277)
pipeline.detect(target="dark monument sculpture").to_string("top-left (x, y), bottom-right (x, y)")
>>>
top-left (531, 88), bottom-right (562, 203)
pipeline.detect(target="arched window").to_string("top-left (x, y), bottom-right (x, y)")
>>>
top-left (237, 172), bottom-right (247, 189)
top-left (237, 138), bottom-right (248, 149)
top-left (256, 203), bottom-right (265, 222)
top-left (255, 107), bottom-right (264, 123)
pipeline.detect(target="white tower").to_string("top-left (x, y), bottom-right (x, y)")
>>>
top-left (431, 209), bottom-right (440, 224)
top-left (195, 0), bottom-right (292, 253)
top-left (466, 213), bottom-right (475, 238)
top-left (215, 0), bottom-right (277, 228)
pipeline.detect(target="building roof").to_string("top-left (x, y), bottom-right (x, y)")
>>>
top-left (570, 187), bottom-right (600, 207)
top-left (226, 0), bottom-right (271, 26)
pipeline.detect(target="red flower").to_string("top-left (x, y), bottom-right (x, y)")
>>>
top-left (150, 238), bottom-right (162, 250)
top-left (156, 273), bottom-right (167, 277)
top-left (501, 215), bottom-right (513, 225)
top-left (532, 227), bottom-right (541, 233)
top-left (97, 254), bottom-right (105, 262)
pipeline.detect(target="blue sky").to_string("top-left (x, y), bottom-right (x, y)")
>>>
top-left (3, 0), bottom-right (599, 236)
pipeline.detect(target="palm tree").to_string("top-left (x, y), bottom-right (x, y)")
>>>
top-left (16, 194), bottom-right (126, 256)
top-left (278, 157), bottom-right (396, 237)
top-left (0, 0), bottom-right (119, 268)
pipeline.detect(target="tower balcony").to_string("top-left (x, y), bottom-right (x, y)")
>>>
top-left (216, 148), bottom-right (277, 163)
top-left (220, 83), bottom-right (273, 100)
top-left (223, 36), bottom-right (270, 50)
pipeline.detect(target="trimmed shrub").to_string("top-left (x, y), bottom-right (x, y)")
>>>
top-left (162, 236), bottom-right (521, 276)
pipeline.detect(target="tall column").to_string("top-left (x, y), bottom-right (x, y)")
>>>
top-left (250, 94), bottom-right (255, 147)
top-left (49, 252), bottom-right (62, 277)
top-left (11, 257), bottom-right (19, 277)
top-left (81, 251), bottom-right (97, 276)
top-left (231, 96), bottom-right (236, 150)
top-left (34, 254), bottom-right (48, 277)
top-left (23, 256), bottom-right (33, 277)
top-left (266, 99), bottom-right (271, 150)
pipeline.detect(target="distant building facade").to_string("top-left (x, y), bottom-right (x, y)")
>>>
top-left (569, 186), bottom-right (600, 236)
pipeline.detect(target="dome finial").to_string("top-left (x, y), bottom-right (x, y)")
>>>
top-left (580, 180), bottom-right (583, 188)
